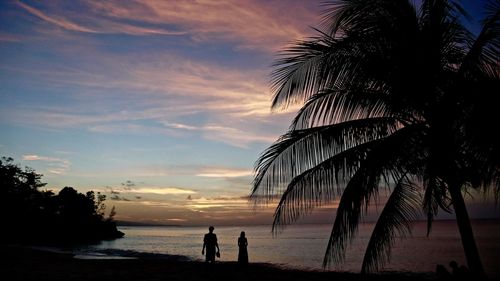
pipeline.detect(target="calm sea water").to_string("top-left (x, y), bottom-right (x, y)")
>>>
top-left (76, 220), bottom-right (500, 277)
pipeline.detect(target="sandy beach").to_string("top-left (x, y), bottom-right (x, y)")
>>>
top-left (0, 245), bottom-right (439, 281)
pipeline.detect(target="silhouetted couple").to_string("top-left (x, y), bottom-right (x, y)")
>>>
top-left (201, 226), bottom-right (248, 265)
top-left (436, 260), bottom-right (470, 280)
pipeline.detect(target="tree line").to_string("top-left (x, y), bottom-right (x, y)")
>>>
top-left (0, 157), bottom-right (123, 244)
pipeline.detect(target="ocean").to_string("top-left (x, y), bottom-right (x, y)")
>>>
top-left (74, 220), bottom-right (500, 277)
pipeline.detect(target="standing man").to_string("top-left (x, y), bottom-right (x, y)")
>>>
top-left (202, 226), bottom-right (220, 263)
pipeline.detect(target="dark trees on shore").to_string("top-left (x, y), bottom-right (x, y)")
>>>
top-left (0, 157), bottom-right (124, 244)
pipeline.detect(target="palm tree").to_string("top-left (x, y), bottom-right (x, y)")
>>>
top-left (251, 0), bottom-right (499, 277)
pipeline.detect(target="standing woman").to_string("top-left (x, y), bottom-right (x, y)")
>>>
top-left (237, 231), bottom-right (248, 264)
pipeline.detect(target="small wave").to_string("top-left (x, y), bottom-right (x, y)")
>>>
top-left (74, 254), bottom-right (137, 260)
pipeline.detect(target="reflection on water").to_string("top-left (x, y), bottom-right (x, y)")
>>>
top-left (80, 220), bottom-right (499, 276)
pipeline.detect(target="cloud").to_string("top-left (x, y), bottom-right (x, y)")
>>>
top-left (196, 167), bottom-right (253, 178)
top-left (115, 164), bottom-right (253, 180)
top-left (126, 187), bottom-right (196, 195)
top-left (97, 184), bottom-right (198, 200)
top-left (185, 196), bottom-right (250, 210)
top-left (162, 122), bottom-right (278, 148)
top-left (2, 0), bottom-right (308, 148)
top-left (16, 1), bottom-right (96, 33)
top-left (110, 194), bottom-right (131, 201)
top-left (135, 200), bottom-right (171, 207)
top-left (83, 0), bottom-right (316, 51)
top-left (121, 180), bottom-right (136, 189)
top-left (15, 0), bottom-right (317, 51)
top-left (16, 1), bottom-right (185, 36)
top-left (21, 154), bottom-right (71, 174)
top-left (0, 51), bottom-right (290, 148)
top-left (165, 218), bottom-right (187, 222)
top-left (133, 0), bottom-right (316, 51)
top-left (0, 33), bottom-right (22, 42)
top-left (22, 154), bottom-right (55, 161)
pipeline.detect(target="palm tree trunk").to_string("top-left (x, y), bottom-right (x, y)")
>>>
top-left (448, 184), bottom-right (486, 279)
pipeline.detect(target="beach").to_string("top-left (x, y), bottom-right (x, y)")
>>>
top-left (1, 245), bottom-right (436, 281)
top-left (88, 222), bottom-right (500, 275)
top-left (4, 221), bottom-right (498, 281)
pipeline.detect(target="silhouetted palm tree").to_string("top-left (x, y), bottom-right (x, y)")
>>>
top-left (252, 0), bottom-right (499, 277)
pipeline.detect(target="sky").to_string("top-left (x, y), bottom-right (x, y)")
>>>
top-left (0, 0), bottom-right (496, 226)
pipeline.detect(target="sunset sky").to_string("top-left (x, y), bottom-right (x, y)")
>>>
top-left (0, 0), bottom-right (495, 225)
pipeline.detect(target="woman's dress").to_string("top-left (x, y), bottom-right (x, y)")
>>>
top-left (238, 237), bottom-right (248, 264)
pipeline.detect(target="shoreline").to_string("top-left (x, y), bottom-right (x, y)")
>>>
top-left (1, 245), bottom-right (439, 281)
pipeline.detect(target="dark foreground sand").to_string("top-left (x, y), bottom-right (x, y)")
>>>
top-left (1, 245), bottom-right (439, 281)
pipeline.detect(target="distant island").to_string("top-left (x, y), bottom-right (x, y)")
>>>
top-left (115, 220), bottom-right (181, 227)
top-left (0, 157), bottom-right (123, 244)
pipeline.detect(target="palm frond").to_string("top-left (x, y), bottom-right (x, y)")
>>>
top-left (361, 173), bottom-right (421, 273)
top-left (321, 0), bottom-right (418, 37)
top-left (419, 0), bottom-right (471, 74)
top-left (251, 117), bottom-right (401, 204)
top-left (460, 0), bottom-right (500, 78)
top-left (322, 155), bottom-right (385, 268)
top-left (323, 160), bottom-right (382, 267)
top-left (272, 138), bottom-right (384, 231)
top-left (270, 32), bottom-right (380, 111)
top-left (321, 123), bottom-right (424, 267)
top-left (270, 38), bottom-right (333, 110)
top-left (422, 174), bottom-right (451, 236)
top-left (291, 86), bottom-right (391, 130)
top-left (272, 0), bottom-right (421, 112)
top-left (320, 0), bottom-right (376, 36)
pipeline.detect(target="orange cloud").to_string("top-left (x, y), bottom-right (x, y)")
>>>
top-left (127, 187), bottom-right (196, 195)
top-left (22, 154), bottom-right (71, 175)
top-left (128, 0), bottom-right (317, 50)
top-left (16, 1), bottom-right (185, 36)
top-left (185, 196), bottom-right (251, 211)
top-left (0, 51), bottom-right (290, 147)
top-left (17, 0), bottom-right (317, 51)
top-left (16, 1), bottom-right (97, 33)
top-left (196, 167), bottom-right (253, 178)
